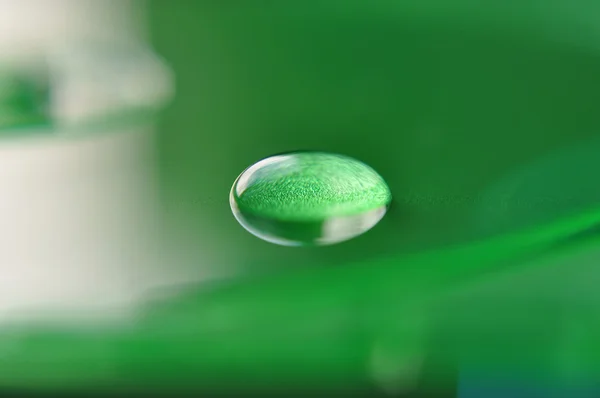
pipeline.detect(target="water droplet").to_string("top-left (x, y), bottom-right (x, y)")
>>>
top-left (230, 151), bottom-right (392, 246)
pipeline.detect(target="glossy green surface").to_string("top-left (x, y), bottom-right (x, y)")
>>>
top-left (149, 0), bottom-right (600, 387)
top-left (156, 1), bottom-right (600, 273)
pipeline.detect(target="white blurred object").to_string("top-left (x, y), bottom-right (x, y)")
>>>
top-left (0, 0), bottom-right (146, 57)
top-left (50, 44), bottom-right (172, 126)
top-left (0, 0), bottom-right (171, 127)
top-left (0, 0), bottom-right (174, 324)
top-left (0, 128), bottom-right (161, 322)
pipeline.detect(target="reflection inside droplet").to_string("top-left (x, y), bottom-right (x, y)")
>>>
top-left (230, 151), bottom-right (392, 246)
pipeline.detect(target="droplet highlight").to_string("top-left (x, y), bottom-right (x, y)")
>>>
top-left (230, 151), bottom-right (392, 246)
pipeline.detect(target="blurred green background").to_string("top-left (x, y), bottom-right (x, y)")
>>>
top-left (150, 1), bottom-right (600, 276)
top-left (141, 3), bottom-right (600, 391)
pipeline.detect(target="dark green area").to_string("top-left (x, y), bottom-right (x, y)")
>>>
top-left (151, 0), bottom-right (600, 273)
top-left (141, 1), bottom-right (600, 389)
